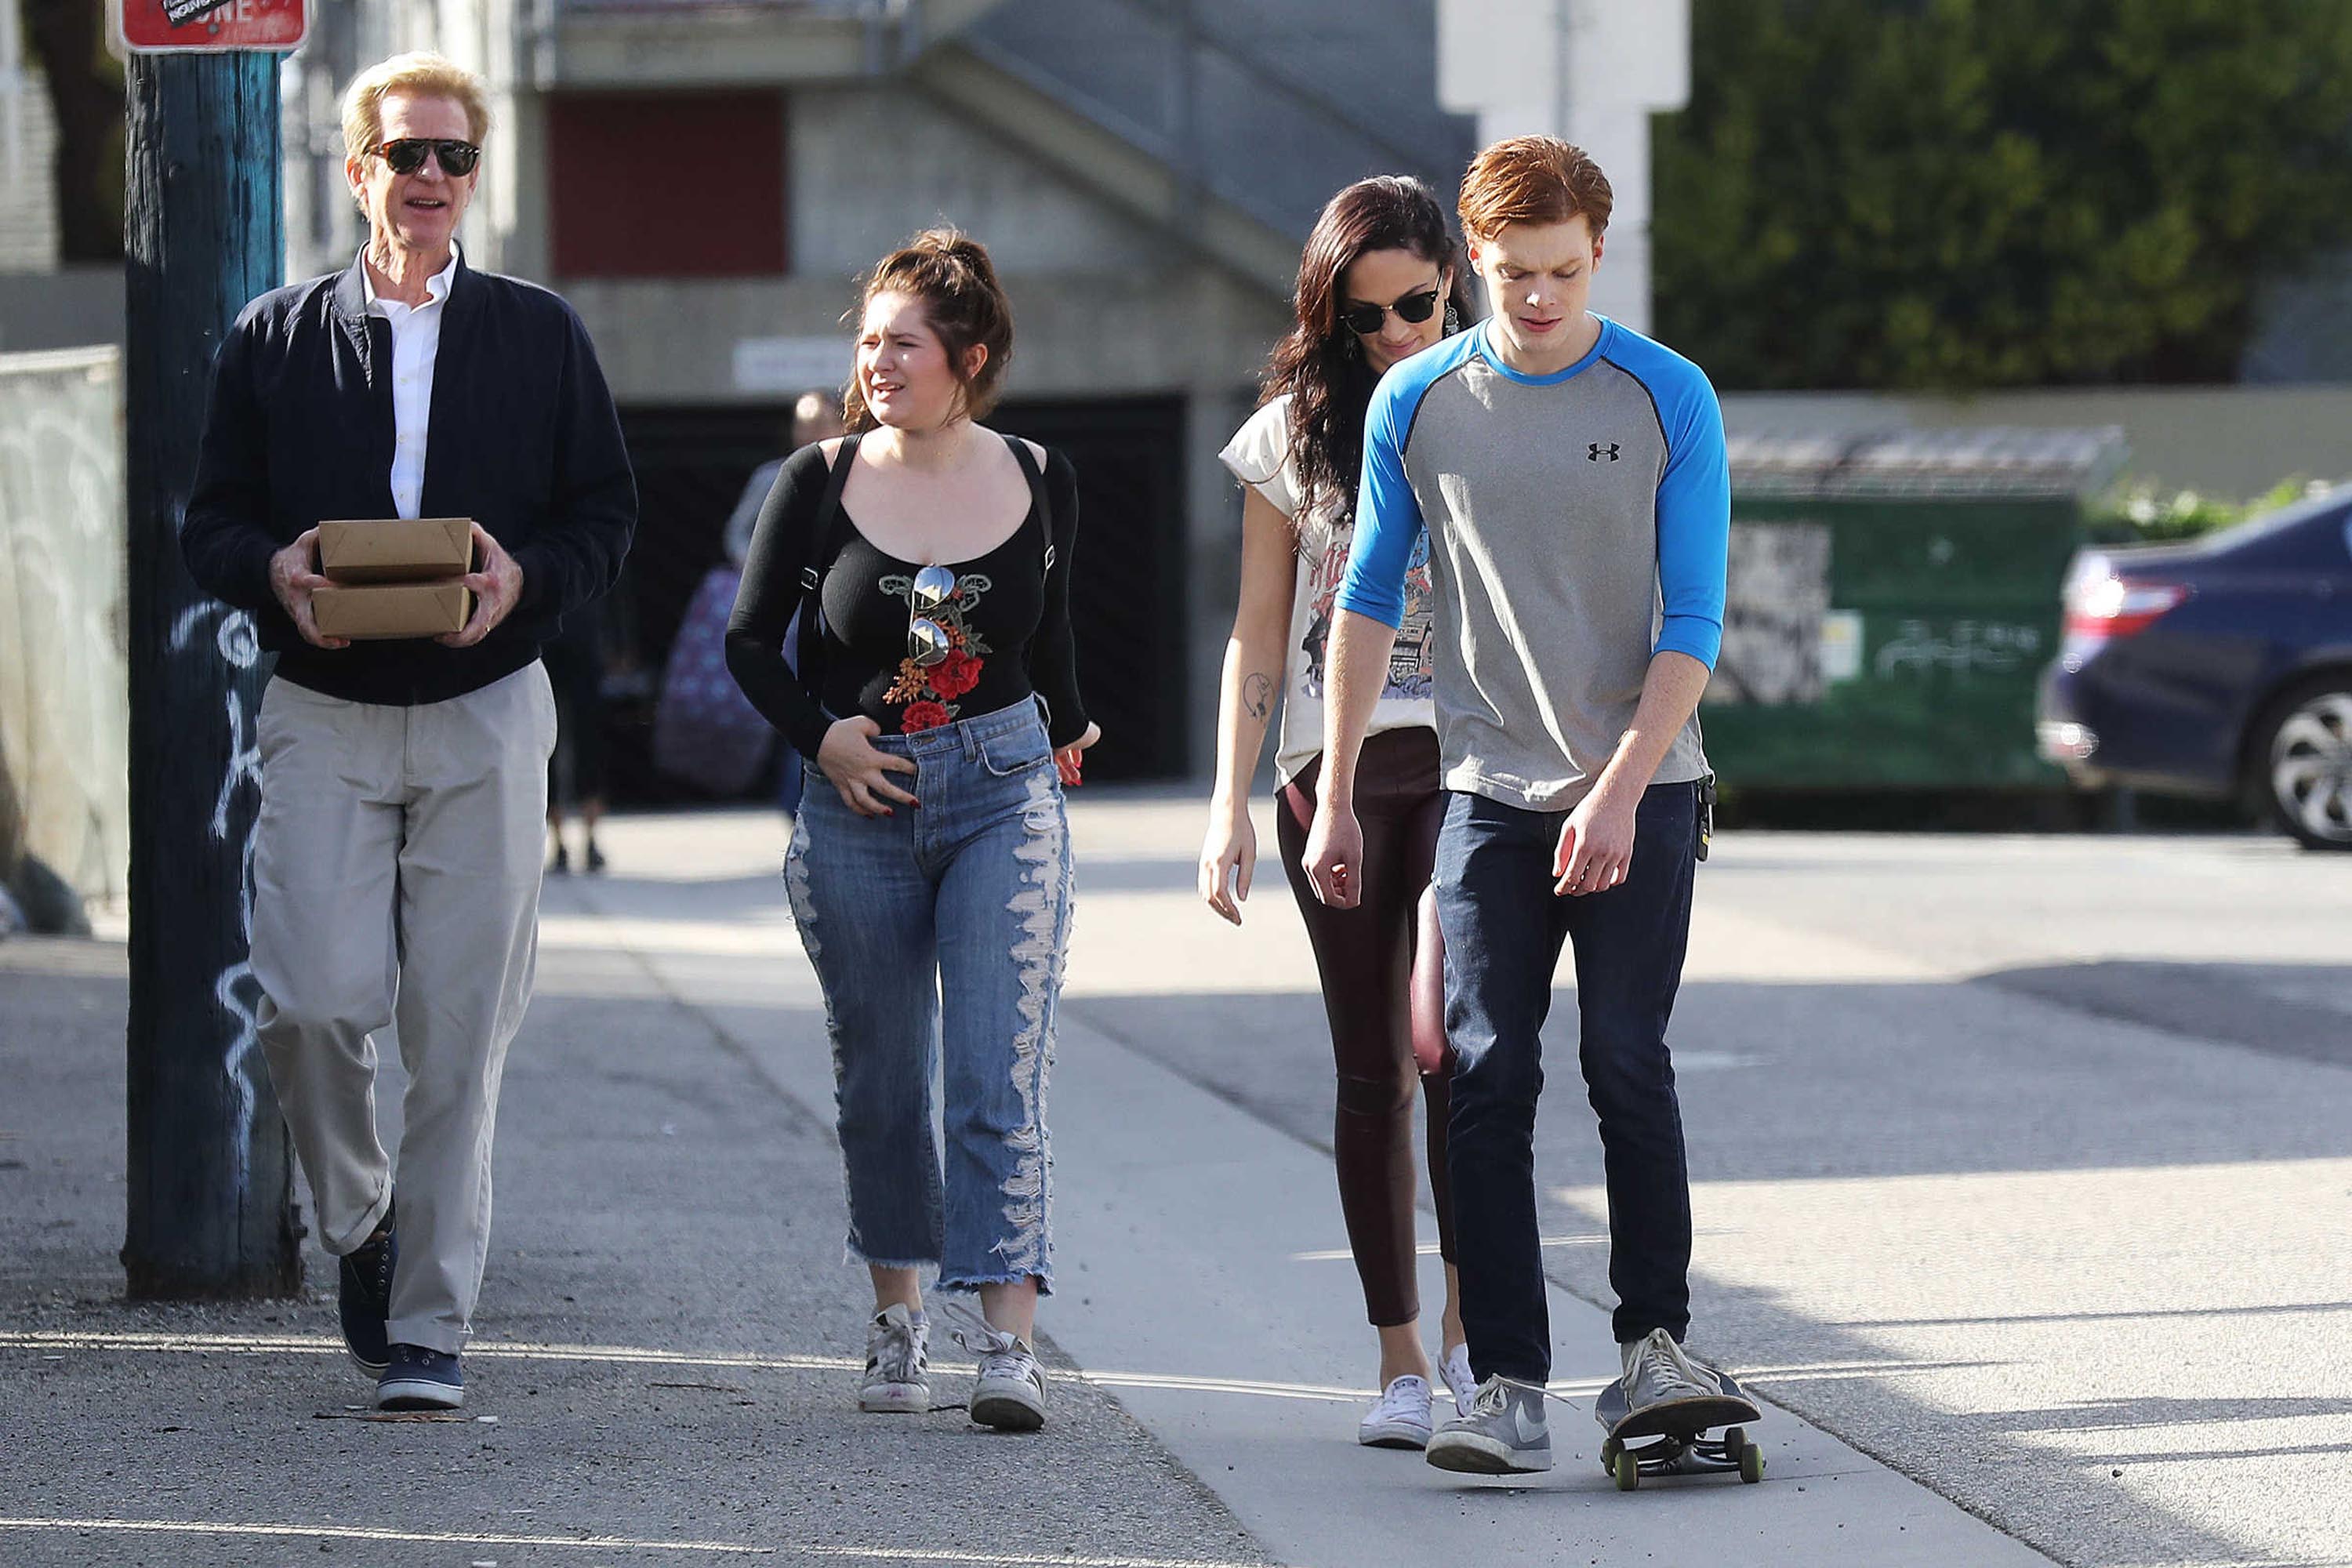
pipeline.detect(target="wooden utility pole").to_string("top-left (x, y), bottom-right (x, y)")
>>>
top-left (121, 46), bottom-right (300, 1298)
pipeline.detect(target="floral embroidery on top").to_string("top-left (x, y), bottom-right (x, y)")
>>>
top-left (882, 570), bottom-right (995, 731)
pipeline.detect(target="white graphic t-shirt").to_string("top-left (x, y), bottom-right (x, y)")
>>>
top-left (1218, 394), bottom-right (1436, 786)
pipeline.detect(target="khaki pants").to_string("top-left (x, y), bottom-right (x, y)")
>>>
top-left (249, 662), bottom-right (556, 1356)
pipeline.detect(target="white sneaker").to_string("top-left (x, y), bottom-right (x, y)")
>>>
top-left (1439, 1343), bottom-right (1478, 1418)
top-left (858, 1302), bottom-right (930, 1414)
top-left (958, 1323), bottom-right (1047, 1432)
top-left (1358, 1374), bottom-right (1436, 1449)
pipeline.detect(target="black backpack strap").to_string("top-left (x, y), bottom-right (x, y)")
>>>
top-left (1003, 434), bottom-right (1063, 733)
top-left (793, 433), bottom-right (860, 701)
top-left (1003, 434), bottom-right (1055, 574)
top-left (803, 433), bottom-right (860, 593)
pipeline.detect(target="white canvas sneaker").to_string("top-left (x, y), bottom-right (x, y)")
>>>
top-left (959, 1323), bottom-right (1047, 1432)
top-left (858, 1302), bottom-right (930, 1414)
top-left (1439, 1343), bottom-right (1478, 1417)
top-left (1358, 1373), bottom-right (1436, 1449)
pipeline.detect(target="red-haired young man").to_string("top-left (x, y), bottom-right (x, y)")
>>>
top-left (1303, 136), bottom-right (1732, 1475)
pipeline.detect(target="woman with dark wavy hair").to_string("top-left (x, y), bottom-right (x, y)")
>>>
top-left (1200, 176), bottom-right (1478, 1450)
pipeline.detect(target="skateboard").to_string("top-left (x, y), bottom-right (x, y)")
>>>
top-left (1594, 1367), bottom-right (1764, 1490)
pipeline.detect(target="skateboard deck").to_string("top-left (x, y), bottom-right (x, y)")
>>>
top-left (1595, 1367), bottom-right (1764, 1488)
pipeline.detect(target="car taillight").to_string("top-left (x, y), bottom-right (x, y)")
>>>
top-left (2063, 568), bottom-right (2188, 641)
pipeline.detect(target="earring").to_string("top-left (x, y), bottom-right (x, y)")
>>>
top-left (1443, 300), bottom-right (1461, 334)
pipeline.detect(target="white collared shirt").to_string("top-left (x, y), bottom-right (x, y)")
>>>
top-left (360, 245), bottom-right (459, 520)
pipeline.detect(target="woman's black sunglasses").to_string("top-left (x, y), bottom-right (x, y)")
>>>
top-left (372, 138), bottom-right (482, 177)
top-left (1337, 284), bottom-right (1442, 337)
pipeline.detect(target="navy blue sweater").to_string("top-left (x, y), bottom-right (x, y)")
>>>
top-left (180, 255), bottom-right (637, 706)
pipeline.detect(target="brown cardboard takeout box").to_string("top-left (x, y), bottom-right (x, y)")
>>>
top-left (312, 517), bottom-right (475, 639)
top-left (311, 582), bottom-right (474, 641)
top-left (316, 517), bottom-right (474, 583)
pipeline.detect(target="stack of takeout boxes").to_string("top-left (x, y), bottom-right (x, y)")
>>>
top-left (311, 517), bottom-right (475, 640)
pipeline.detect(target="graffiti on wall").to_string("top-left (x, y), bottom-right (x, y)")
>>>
top-left (0, 348), bottom-right (129, 899)
top-left (1875, 618), bottom-right (2045, 678)
top-left (167, 597), bottom-right (269, 1194)
top-left (1711, 521), bottom-right (1831, 706)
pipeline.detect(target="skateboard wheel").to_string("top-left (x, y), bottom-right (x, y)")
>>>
top-left (1601, 1436), bottom-right (1623, 1469)
top-left (1723, 1426), bottom-right (1747, 1454)
top-left (1739, 1443), bottom-right (1765, 1485)
top-left (1613, 1450), bottom-right (1642, 1492)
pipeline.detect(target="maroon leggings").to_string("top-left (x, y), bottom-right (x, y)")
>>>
top-left (1276, 726), bottom-right (1456, 1327)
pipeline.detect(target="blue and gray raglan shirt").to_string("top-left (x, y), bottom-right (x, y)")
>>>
top-left (1334, 315), bottom-right (1730, 810)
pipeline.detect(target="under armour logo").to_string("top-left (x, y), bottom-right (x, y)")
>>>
top-left (1589, 442), bottom-right (1621, 462)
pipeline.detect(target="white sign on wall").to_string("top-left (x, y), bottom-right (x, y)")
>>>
top-left (1820, 610), bottom-right (1865, 684)
top-left (732, 336), bottom-right (848, 397)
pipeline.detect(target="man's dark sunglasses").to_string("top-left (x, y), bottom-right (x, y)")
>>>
top-left (373, 138), bottom-right (481, 177)
top-left (1337, 284), bottom-right (1442, 337)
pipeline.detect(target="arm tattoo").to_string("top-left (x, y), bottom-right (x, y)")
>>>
top-left (1243, 672), bottom-right (1274, 722)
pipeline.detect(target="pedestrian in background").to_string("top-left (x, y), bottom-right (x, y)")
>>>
top-left (544, 593), bottom-right (609, 873)
top-left (725, 230), bottom-right (1098, 1432)
top-left (1201, 176), bottom-right (1480, 1450)
top-left (179, 51), bottom-right (635, 1413)
top-left (724, 388), bottom-right (848, 819)
top-left (724, 388), bottom-right (848, 569)
top-left (1304, 136), bottom-right (1733, 1475)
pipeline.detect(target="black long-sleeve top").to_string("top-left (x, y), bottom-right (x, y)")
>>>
top-left (724, 438), bottom-right (1089, 761)
top-left (180, 255), bottom-right (637, 706)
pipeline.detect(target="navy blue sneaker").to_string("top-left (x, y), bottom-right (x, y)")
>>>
top-left (376, 1344), bottom-right (464, 1410)
top-left (337, 1205), bottom-right (397, 1377)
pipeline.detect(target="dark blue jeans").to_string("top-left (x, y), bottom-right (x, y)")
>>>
top-left (1436, 782), bottom-right (1700, 1382)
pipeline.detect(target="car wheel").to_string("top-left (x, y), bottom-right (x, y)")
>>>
top-left (2255, 677), bottom-right (2352, 851)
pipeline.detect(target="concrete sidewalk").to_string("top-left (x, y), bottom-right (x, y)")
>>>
top-left (2, 802), bottom-right (2056, 1567)
top-left (0, 931), bottom-right (1270, 1567)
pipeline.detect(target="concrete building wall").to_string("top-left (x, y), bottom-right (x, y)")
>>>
top-left (550, 73), bottom-right (1290, 778)
top-left (786, 84), bottom-right (1163, 277)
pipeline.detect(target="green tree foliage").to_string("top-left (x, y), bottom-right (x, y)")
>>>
top-left (1651, 0), bottom-right (2352, 388)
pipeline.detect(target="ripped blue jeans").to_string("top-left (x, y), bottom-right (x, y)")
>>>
top-left (783, 700), bottom-right (1072, 1294)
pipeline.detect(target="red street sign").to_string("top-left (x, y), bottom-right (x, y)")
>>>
top-left (119, 0), bottom-right (307, 53)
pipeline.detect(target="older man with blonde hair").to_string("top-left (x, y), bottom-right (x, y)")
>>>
top-left (181, 52), bottom-right (636, 1410)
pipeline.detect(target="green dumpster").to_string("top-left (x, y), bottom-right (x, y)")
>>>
top-left (1699, 427), bottom-right (2125, 789)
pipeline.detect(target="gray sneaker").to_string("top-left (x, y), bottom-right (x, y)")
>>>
top-left (1425, 1374), bottom-right (1552, 1474)
top-left (1609, 1327), bottom-right (1724, 1426)
top-left (858, 1303), bottom-right (930, 1414)
top-left (958, 1323), bottom-right (1047, 1432)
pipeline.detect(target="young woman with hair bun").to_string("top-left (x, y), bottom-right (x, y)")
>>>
top-left (728, 228), bottom-right (1097, 1433)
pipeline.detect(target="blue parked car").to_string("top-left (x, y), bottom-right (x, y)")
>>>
top-left (2037, 488), bottom-right (2352, 849)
